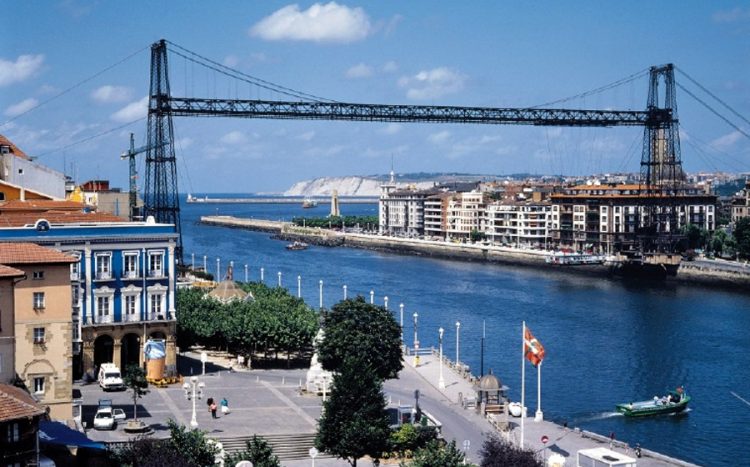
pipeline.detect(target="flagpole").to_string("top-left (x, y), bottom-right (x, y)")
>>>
top-left (521, 321), bottom-right (526, 448)
top-left (535, 361), bottom-right (543, 422)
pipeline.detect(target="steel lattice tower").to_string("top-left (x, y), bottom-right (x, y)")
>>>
top-left (145, 40), bottom-right (182, 262)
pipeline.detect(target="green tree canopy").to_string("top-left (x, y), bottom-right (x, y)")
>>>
top-left (225, 435), bottom-right (281, 467)
top-left (406, 439), bottom-right (465, 467)
top-left (123, 365), bottom-right (149, 422)
top-left (316, 360), bottom-right (391, 466)
top-left (734, 217), bottom-right (750, 259)
top-left (479, 434), bottom-right (542, 467)
top-left (317, 296), bottom-right (403, 381)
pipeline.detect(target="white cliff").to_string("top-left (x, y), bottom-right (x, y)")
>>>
top-left (284, 176), bottom-right (433, 196)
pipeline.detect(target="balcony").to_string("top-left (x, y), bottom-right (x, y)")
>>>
top-left (147, 270), bottom-right (165, 279)
top-left (96, 314), bottom-right (114, 324)
top-left (120, 270), bottom-right (140, 280)
top-left (95, 271), bottom-right (113, 281)
top-left (124, 312), bottom-right (141, 323)
top-left (70, 271), bottom-right (80, 281)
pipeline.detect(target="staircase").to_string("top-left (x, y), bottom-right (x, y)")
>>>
top-left (216, 432), bottom-right (331, 461)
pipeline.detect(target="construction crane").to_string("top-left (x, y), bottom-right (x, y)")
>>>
top-left (121, 133), bottom-right (167, 221)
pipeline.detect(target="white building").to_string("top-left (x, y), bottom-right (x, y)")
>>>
top-left (486, 200), bottom-right (551, 247)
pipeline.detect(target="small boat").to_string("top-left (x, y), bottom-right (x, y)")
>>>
top-left (302, 199), bottom-right (318, 208)
top-left (616, 387), bottom-right (690, 417)
top-left (545, 251), bottom-right (606, 265)
top-left (507, 402), bottom-right (527, 418)
top-left (286, 241), bottom-right (308, 251)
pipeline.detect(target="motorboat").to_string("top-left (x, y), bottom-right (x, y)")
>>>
top-left (286, 241), bottom-right (309, 251)
top-left (616, 387), bottom-right (690, 417)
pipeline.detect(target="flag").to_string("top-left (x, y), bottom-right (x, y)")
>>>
top-left (524, 326), bottom-right (545, 367)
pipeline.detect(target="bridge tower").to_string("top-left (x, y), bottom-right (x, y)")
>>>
top-left (145, 40), bottom-right (183, 262)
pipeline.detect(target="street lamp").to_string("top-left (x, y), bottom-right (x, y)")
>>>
top-left (244, 264), bottom-right (248, 282)
top-left (456, 321), bottom-right (461, 366)
top-left (203, 255), bottom-right (207, 272)
top-left (438, 327), bottom-right (445, 388)
top-left (191, 253), bottom-right (195, 270)
top-left (278, 271), bottom-right (282, 287)
top-left (182, 376), bottom-right (205, 428)
top-left (399, 303), bottom-right (404, 342)
top-left (260, 267), bottom-right (264, 283)
top-left (370, 290), bottom-right (374, 304)
top-left (384, 296), bottom-right (389, 310)
top-left (343, 284), bottom-right (347, 300)
top-left (216, 258), bottom-right (220, 280)
top-left (297, 275), bottom-right (302, 298)
top-left (413, 312), bottom-right (419, 366)
top-left (319, 280), bottom-right (323, 309)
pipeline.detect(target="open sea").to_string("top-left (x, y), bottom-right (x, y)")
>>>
top-left (181, 194), bottom-right (750, 466)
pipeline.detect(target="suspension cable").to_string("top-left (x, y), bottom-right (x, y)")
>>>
top-left (676, 67), bottom-right (750, 127)
top-left (530, 68), bottom-right (650, 108)
top-left (676, 83), bottom-right (750, 141)
top-left (35, 117), bottom-right (147, 159)
top-left (165, 40), bottom-right (336, 103)
top-left (0, 45), bottom-right (150, 129)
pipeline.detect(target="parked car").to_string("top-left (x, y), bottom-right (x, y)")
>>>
top-left (98, 363), bottom-right (124, 391)
top-left (93, 400), bottom-right (125, 430)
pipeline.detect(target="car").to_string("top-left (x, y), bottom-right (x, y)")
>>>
top-left (93, 405), bottom-right (126, 430)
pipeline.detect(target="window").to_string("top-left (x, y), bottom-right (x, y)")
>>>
top-left (32, 271), bottom-right (44, 280)
top-left (123, 252), bottom-right (139, 278)
top-left (125, 295), bottom-right (138, 318)
top-left (72, 284), bottom-right (80, 307)
top-left (148, 252), bottom-right (164, 277)
top-left (34, 376), bottom-right (45, 394)
top-left (97, 296), bottom-right (111, 319)
top-left (95, 253), bottom-right (112, 280)
top-left (33, 327), bottom-right (45, 344)
top-left (70, 255), bottom-right (81, 280)
top-left (6, 422), bottom-right (19, 442)
top-left (33, 292), bottom-right (45, 309)
top-left (150, 293), bottom-right (163, 316)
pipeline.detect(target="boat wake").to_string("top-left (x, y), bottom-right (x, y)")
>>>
top-left (570, 411), bottom-right (623, 424)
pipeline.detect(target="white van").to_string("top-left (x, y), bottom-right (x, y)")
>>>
top-left (98, 363), bottom-right (124, 391)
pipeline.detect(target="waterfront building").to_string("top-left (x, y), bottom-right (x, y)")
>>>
top-left (549, 184), bottom-right (716, 252)
top-left (378, 169), bottom-right (436, 237)
top-left (0, 383), bottom-right (46, 466)
top-left (0, 201), bottom-right (179, 381)
top-left (731, 179), bottom-right (750, 223)
top-left (0, 265), bottom-right (24, 383)
top-left (446, 191), bottom-right (488, 240)
top-left (0, 243), bottom-right (76, 420)
top-left (0, 134), bottom-right (66, 199)
top-left (424, 192), bottom-right (454, 240)
top-left (68, 179), bottom-right (139, 218)
top-left (486, 199), bottom-right (551, 247)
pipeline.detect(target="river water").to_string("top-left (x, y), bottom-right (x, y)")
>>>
top-left (182, 195), bottom-right (750, 466)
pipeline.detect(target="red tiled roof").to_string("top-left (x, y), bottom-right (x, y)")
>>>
top-left (0, 210), bottom-right (125, 227)
top-left (0, 242), bottom-right (77, 264)
top-left (0, 264), bottom-right (25, 278)
top-left (0, 134), bottom-right (30, 160)
top-left (0, 200), bottom-right (89, 211)
top-left (0, 383), bottom-right (45, 422)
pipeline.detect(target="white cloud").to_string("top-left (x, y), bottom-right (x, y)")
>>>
top-left (345, 63), bottom-right (373, 79)
top-left (110, 96), bottom-right (149, 122)
top-left (383, 14), bottom-right (403, 35)
top-left (296, 130), bottom-right (316, 141)
top-left (428, 130), bottom-right (451, 144)
top-left (713, 7), bottom-right (750, 23)
top-left (220, 130), bottom-right (249, 145)
top-left (0, 54), bottom-right (45, 87)
top-left (382, 61), bottom-right (398, 73)
top-left (250, 2), bottom-right (372, 43)
top-left (380, 123), bottom-right (402, 135)
top-left (710, 130), bottom-right (744, 150)
top-left (304, 144), bottom-right (346, 157)
top-left (223, 55), bottom-right (240, 68)
top-left (91, 85), bottom-right (132, 104)
top-left (398, 67), bottom-right (467, 100)
top-left (5, 98), bottom-right (39, 117)
top-left (175, 137), bottom-right (194, 150)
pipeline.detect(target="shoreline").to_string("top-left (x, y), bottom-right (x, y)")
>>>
top-left (200, 215), bottom-right (750, 290)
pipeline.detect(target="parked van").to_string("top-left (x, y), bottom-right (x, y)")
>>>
top-left (98, 363), bottom-right (124, 391)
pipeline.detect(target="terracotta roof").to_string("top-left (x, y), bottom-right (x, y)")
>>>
top-left (0, 134), bottom-right (30, 160)
top-left (0, 199), bottom-right (89, 211)
top-left (0, 383), bottom-right (45, 422)
top-left (0, 242), bottom-right (77, 264)
top-left (0, 210), bottom-right (125, 227)
top-left (0, 264), bottom-right (25, 278)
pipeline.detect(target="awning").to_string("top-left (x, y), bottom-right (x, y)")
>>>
top-left (39, 421), bottom-right (106, 450)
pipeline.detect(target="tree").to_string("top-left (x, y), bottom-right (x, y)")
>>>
top-left (406, 440), bottom-right (465, 467)
top-left (734, 217), bottom-right (750, 259)
top-left (167, 420), bottom-right (220, 467)
top-left (679, 224), bottom-right (708, 251)
top-left (710, 229), bottom-right (730, 257)
top-left (225, 435), bottom-right (281, 467)
top-left (317, 297), bottom-right (403, 381)
top-left (479, 434), bottom-right (542, 467)
top-left (123, 364), bottom-right (149, 422)
top-left (316, 360), bottom-right (391, 466)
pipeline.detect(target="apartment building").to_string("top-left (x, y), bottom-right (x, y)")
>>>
top-left (0, 243), bottom-right (76, 420)
top-left (446, 191), bottom-right (488, 240)
top-left (731, 180), bottom-right (750, 223)
top-left (0, 265), bottom-right (24, 383)
top-left (424, 193), bottom-right (454, 239)
top-left (486, 200), bottom-right (551, 247)
top-left (0, 383), bottom-right (46, 466)
top-left (550, 184), bottom-right (716, 252)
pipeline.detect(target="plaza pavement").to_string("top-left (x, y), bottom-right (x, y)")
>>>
top-left (79, 350), bottom-right (697, 466)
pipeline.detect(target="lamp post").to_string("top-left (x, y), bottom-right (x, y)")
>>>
top-left (438, 327), bottom-right (445, 388)
top-left (182, 376), bottom-right (205, 428)
top-left (203, 255), bottom-right (207, 272)
top-left (216, 258), bottom-right (220, 280)
top-left (191, 253), bottom-right (195, 270)
top-left (343, 285), bottom-right (347, 300)
top-left (455, 321), bottom-right (461, 366)
top-left (278, 271), bottom-right (282, 287)
top-left (370, 290), bottom-right (374, 304)
top-left (413, 312), bottom-right (419, 366)
top-left (319, 280), bottom-right (323, 309)
top-left (260, 267), bottom-right (264, 283)
top-left (244, 264), bottom-right (248, 283)
top-left (297, 275), bottom-right (302, 298)
top-left (399, 303), bottom-right (404, 342)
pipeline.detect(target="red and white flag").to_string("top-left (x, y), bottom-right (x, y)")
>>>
top-left (524, 326), bottom-right (545, 367)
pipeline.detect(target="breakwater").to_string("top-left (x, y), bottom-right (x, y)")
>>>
top-left (200, 215), bottom-right (750, 289)
top-left (187, 196), bottom-right (377, 204)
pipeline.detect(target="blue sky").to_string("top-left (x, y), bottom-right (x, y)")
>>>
top-left (2, 1), bottom-right (749, 192)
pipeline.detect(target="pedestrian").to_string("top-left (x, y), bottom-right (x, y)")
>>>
top-left (210, 400), bottom-right (218, 418)
top-left (221, 397), bottom-right (230, 415)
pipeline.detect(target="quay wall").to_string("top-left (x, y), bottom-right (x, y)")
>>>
top-left (200, 216), bottom-right (750, 289)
